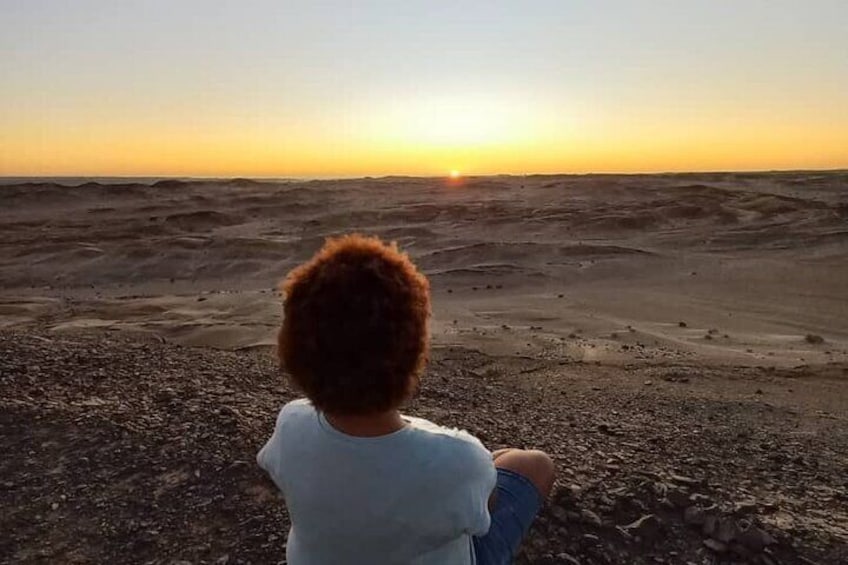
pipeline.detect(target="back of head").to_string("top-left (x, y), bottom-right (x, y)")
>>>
top-left (278, 234), bottom-right (431, 415)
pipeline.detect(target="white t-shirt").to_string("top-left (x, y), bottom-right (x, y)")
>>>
top-left (257, 399), bottom-right (497, 565)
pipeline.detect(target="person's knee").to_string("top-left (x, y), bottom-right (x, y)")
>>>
top-left (494, 449), bottom-right (555, 498)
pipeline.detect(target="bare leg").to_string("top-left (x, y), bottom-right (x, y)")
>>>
top-left (492, 449), bottom-right (555, 500)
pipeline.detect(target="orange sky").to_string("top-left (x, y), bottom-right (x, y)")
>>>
top-left (2, 1), bottom-right (847, 177)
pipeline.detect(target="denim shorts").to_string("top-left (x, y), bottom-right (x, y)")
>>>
top-left (473, 468), bottom-right (545, 565)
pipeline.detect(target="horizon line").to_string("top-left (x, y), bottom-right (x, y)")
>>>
top-left (2, 166), bottom-right (847, 185)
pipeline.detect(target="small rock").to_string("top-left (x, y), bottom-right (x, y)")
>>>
top-left (714, 518), bottom-right (739, 543)
top-left (580, 509), bottom-right (602, 527)
top-left (684, 506), bottom-right (707, 526)
top-left (702, 514), bottom-right (719, 537)
top-left (689, 493), bottom-right (712, 505)
top-left (622, 514), bottom-right (663, 542)
top-left (666, 488), bottom-right (691, 509)
top-left (555, 553), bottom-right (580, 565)
top-left (703, 538), bottom-right (728, 553)
top-left (733, 500), bottom-right (758, 515)
top-left (550, 506), bottom-right (569, 524)
top-left (760, 554), bottom-right (778, 565)
top-left (644, 380), bottom-right (653, 386)
top-left (581, 533), bottom-right (600, 545)
top-left (736, 522), bottom-right (777, 553)
top-left (729, 541), bottom-right (754, 559)
top-left (670, 473), bottom-right (701, 486)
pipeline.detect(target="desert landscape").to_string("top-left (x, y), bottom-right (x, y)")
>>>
top-left (2, 172), bottom-right (847, 564)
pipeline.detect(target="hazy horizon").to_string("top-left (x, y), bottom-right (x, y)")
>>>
top-left (3, 0), bottom-right (847, 177)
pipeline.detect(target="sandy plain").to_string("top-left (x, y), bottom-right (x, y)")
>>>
top-left (1, 172), bottom-right (847, 564)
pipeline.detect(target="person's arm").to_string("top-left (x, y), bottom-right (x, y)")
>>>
top-left (460, 443), bottom-right (498, 536)
top-left (256, 402), bottom-right (297, 490)
top-left (487, 449), bottom-right (512, 510)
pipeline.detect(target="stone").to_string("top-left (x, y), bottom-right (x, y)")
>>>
top-left (580, 509), bottom-right (602, 527)
top-left (683, 506), bottom-right (707, 526)
top-left (703, 538), bottom-right (728, 553)
top-left (729, 541), bottom-right (754, 559)
top-left (734, 500), bottom-right (758, 515)
top-left (736, 523), bottom-right (777, 553)
top-left (623, 514), bottom-right (663, 542)
top-left (615, 525), bottom-right (633, 540)
top-left (688, 493), bottom-right (712, 505)
top-left (702, 514), bottom-right (719, 537)
top-left (666, 488), bottom-right (691, 508)
top-left (550, 506), bottom-right (570, 524)
top-left (555, 553), bottom-right (580, 565)
top-left (670, 473), bottom-right (701, 486)
top-left (714, 518), bottom-right (739, 543)
top-left (581, 533), bottom-right (600, 545)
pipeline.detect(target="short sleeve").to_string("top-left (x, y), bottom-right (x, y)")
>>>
top-left (256, 400), bottom-right (302, 485)
top-left (458, 439), bottom-right (498, 536)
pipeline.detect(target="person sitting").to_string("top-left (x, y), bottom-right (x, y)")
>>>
top-left (258, 234), bottom-right (555, 564)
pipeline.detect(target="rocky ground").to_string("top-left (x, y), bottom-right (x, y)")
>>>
top-left (1, 329), bottom-right (847, 564)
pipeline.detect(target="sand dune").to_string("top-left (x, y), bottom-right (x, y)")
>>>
top-left (1, 172), bottom-right (846, 367)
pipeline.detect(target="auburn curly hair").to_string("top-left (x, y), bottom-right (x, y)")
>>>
top-left (278, 234), bottom-right (431, 415)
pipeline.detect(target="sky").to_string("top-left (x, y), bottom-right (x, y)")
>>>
top-left (2, 0), bottom-right (847, 177)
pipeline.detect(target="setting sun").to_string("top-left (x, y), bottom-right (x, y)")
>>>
top-left (449, 170), bottom-right (461, 179)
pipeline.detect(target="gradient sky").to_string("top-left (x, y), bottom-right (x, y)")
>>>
top-left (2, 0), bottom-right (847, 177)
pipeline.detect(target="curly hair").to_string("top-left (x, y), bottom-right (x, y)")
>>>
top-left (278, 234), bottom-right (431, 415)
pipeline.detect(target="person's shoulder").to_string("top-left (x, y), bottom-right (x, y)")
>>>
top-left (275, 398), bottom-right (316, 426)
top-left (406, 417), bottom-right (492, 469)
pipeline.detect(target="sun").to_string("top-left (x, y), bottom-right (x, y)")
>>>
top-left (449, 170), bottom-right (461, 179)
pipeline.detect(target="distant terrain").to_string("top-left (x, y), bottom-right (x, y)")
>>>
top-left (1, 172), bottom-right (847, 563)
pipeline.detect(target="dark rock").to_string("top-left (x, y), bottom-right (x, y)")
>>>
top-left (666, 488), bottom-right (691, 509)
top-left (550, 506), bottom-right (569, 524)
top-left (736, 522), bottom-right (777, 553)
top-left (729, 541), bottom-right (754, 559)
top-left (622, 514), bottom-right (663, 543)
top-left (555, 553), bottom-right (580, 565)
top-left (702, 514), bottom-right (719, 537)
top-left (714, 518), bottom-right (738, 544)
top-left (703, 538), bottom-right (728, 553)
top-left (670, 473), bottom-right (701, 486)
top-left (581, 533), bottom-right (600, 545)
top-left (733, 500), bottom-right (758, 515)
top-left (689, 493), bottom-right (712, 505)
top-left (684, 506), bottom-right (707, 526)
top-left (580, 509), bottom-right (602, 527)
